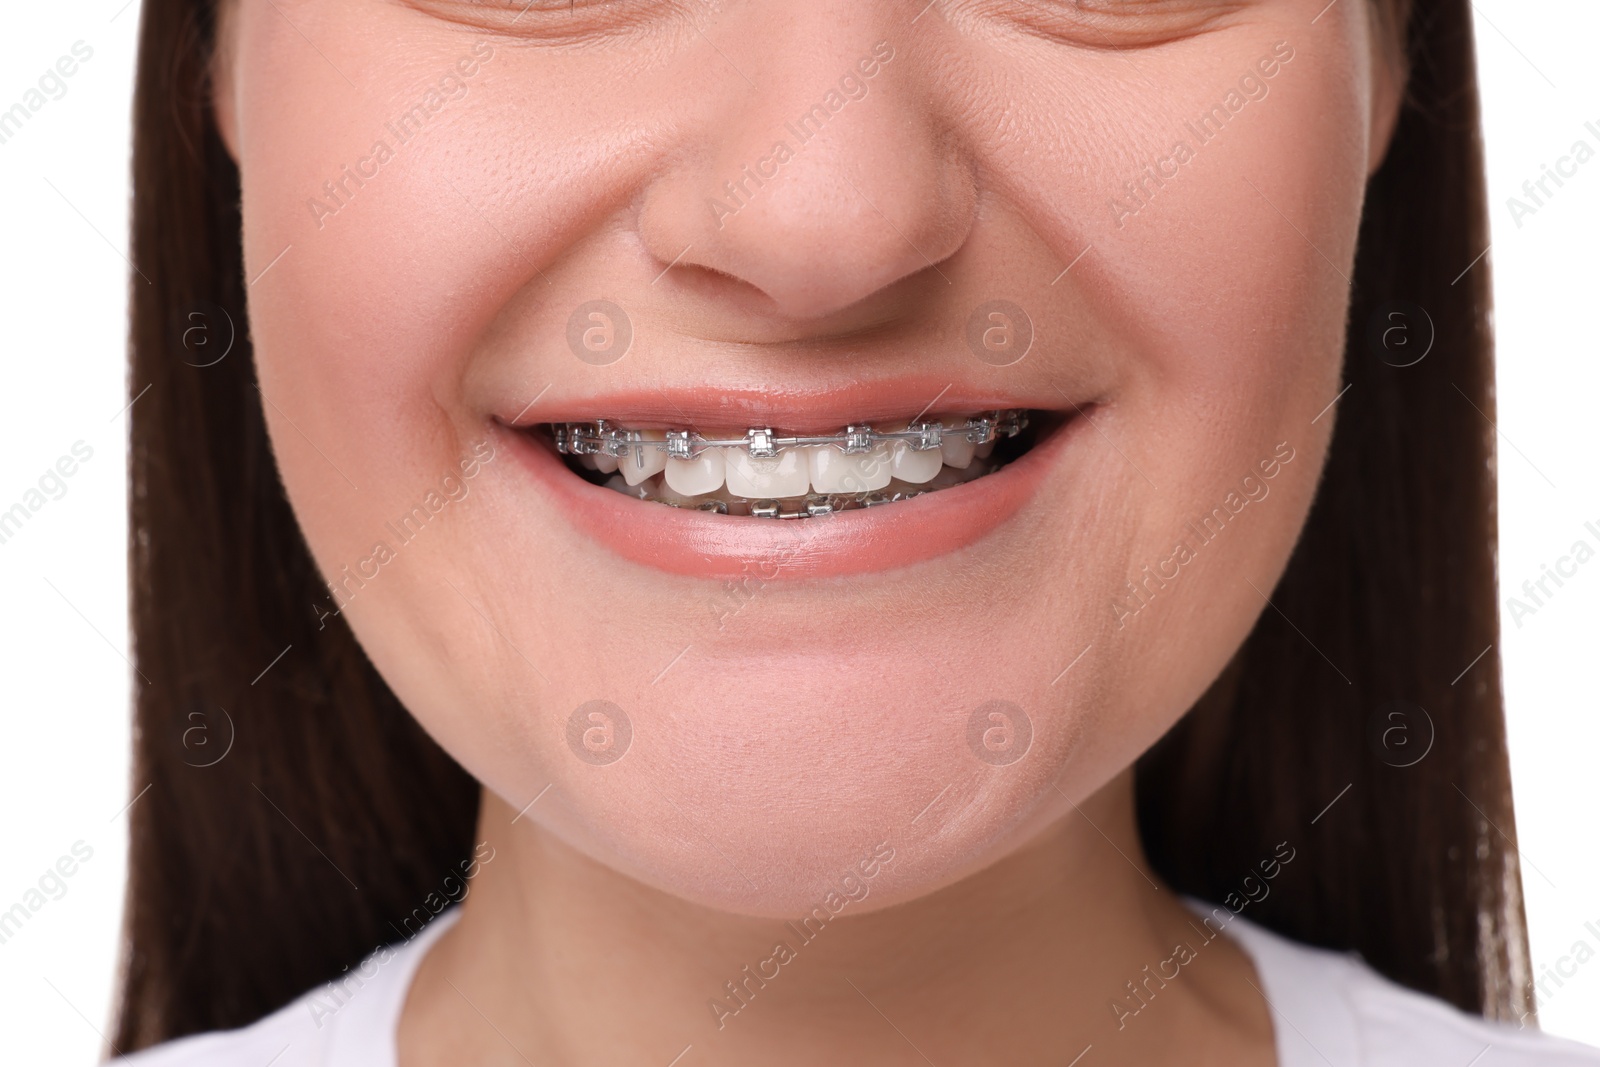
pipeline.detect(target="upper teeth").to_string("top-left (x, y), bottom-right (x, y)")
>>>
top-left (552, 410), bottom-right (1026, 461)
top-left (549, 410), bottom-right (1028, 504)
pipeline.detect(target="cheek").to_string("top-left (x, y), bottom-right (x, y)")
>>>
top-left (235, 9), bottom-right (471, 562)
top-left (235, 6), bottom-right (655, 614)
top-left (954, 26), bottom-right (1369, 732)
top-left (978, 28), bottom-right (1368, 413)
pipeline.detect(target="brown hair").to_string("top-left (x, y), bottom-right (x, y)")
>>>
top-left (113, 0), bottom-right (1529, 1051)
top-left (1137, 0), bottom-right (1528, 1021)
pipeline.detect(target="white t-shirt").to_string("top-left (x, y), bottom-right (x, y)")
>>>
top-left (114, 901), bottom-right (1600, 1066)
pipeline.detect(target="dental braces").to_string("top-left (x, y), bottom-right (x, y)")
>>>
top-left (551, 409), bottom-right (1029, 461)
top-left (619, 483), bottom-right (986, 520)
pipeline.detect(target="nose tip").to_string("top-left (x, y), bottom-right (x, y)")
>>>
top-left (637, 51), bottom-right (975, 322)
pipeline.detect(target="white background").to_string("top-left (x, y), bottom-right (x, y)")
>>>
top-left (0, 1), bottom-right (1595, 1062)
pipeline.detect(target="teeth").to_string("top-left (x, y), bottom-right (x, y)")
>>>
top-left (664, 448), bottom-right (725, 496)
top-left (810, 443), bottom-right (893, 494)
top-left (620, 430), bottom-right (668, 486)
top-left (605, 473), bottom-right (659, 499)
top-left (560, 409), bottom-right (1035, 516)
top-left (655, 478), bottom-right (702, 506)
top-left (888, 439), bottom-right (942, 484)
top-left (940, 434), bottom-right (977, 470)
top-left (922, 465), bottom-right (971, 491)
top-left (723, 446), bottom-right (811, 499)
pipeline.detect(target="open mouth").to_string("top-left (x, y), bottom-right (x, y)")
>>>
top-left (526, 408), bottom-right (1056, 519)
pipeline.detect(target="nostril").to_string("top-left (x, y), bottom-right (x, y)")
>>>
top-left (656, 259), bottom-right (776, 308)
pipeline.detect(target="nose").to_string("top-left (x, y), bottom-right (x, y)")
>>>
top-left (636, 25), bottom-right (976, 323)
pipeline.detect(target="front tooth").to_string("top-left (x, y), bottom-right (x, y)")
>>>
top-left (619, 430), bottom-right (668, 486)
top-left (810, 443), bottom-right (893, 494)
top-left (664, 448), bottom-right (725, 496)
top-left (888, 440), bottom-right (942, 484)
top-left (940, 433), bottom-right (977, 470)
top-left (656, 478), bottom-right (701, 506)
top-left (723, 446), bottom-right (811, 499)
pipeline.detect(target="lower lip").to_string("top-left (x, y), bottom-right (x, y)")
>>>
top-left (499, 415), bottom-right (1082, 580)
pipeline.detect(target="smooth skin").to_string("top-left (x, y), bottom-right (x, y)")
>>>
top-left (211, 1), bottom-right (1401, 1063)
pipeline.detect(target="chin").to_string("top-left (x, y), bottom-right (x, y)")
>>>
top-left (459, 643), bottom-right (1108, 918)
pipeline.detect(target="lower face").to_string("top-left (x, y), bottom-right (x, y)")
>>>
top-left (231, 0), bottom-right (1377, 916)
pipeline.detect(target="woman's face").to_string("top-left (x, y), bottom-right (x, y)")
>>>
top-left (217, 0), bottom-right (1396, 916)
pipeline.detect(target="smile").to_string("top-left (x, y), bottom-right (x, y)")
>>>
top-left (544, 409), bottom-right (1041, 518)
top-left (498, 386), bottom-right (1088, 580)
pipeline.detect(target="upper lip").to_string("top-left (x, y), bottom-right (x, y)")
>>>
top-left (497, 377), bottom-right (1084, 435)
